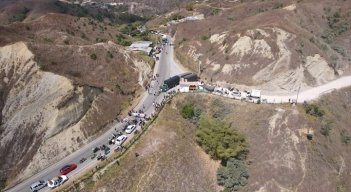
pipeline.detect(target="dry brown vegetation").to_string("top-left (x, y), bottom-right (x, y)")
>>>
top-left (106, 0), bottom-right (195, 16)
top-left (66, 88), bottom-right (351, 191)
top-left (65, 100), bottom-right (221, 192)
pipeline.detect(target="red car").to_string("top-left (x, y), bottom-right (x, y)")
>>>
top-left (60, 164), bottom-right (77, 175)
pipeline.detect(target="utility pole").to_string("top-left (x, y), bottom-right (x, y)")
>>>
top-left (296, 84), bottom-right (301, 103)
top-left (198, 62), bottom-right (200, 76)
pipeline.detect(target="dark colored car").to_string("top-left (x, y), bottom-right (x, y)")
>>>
top-left (59, 163), bottom-right (77, 175)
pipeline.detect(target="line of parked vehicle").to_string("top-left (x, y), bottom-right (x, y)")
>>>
top-left (27, 33), bottom-right (166, 192)
top-left (29, 164), bottom-right (77, 192)
top-left (29, 113), bottom-right (148, 192)
top-left (206, 85), bottom-right (263, 103)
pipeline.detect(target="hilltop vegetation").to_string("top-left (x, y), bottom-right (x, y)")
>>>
top-left (180, 101), bottom-right (248, 191)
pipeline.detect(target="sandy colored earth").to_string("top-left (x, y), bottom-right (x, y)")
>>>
top-left (173, 0), bottom-right (351, 93)
top-left (0, 42), bottom-right (97, 182)
top-left (0, 12), bottom-right (151, 184)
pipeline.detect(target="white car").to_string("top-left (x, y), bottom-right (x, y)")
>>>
top-left (131, 113), bottom-right (146, 118)
top-left (125, 125), bottom-right (136, 134)
top-left (47, 175), bottom-right (68, 189)
top-left (115, 135), bottom-right (127, 145)
top-left (30, 180), bottom-right (47, 192)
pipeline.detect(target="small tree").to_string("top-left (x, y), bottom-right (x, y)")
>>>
top-left (217, 158), bottom-right (249, 191)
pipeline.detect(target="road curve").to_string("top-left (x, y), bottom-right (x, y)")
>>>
top-left (261, 76), bottom-right (351, 103)
top-left (7, 33), bottom-right (351, 191)
top-left (6, 35), bottom-right (186, 192)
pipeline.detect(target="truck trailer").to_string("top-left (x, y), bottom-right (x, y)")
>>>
top-left (160, 75), bottom-right (180, 92)
top-left (181, 73), bottom-right (198, 82)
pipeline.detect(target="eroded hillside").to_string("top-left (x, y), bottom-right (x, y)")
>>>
top-left (66, 91), bottom-right (351, 192)
top-left (0, 12), bottom-right (152, 186)
top-left (0, 42), bottom-right (100, 181)
top-left (171, 0), bottom-right (351, 93)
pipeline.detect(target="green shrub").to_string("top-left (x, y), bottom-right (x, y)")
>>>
top-left (180, 103), bottom-right (195, 119)
top-left (168, 14), bottom-right (184, 21)
top-left (115, 34), bottom-right (131, 46)
top-left (66, 70), bottom-right (81, 77)
top-left (10, 7), bottom-right (29, 22)
top-left (340, 130), bottom-right (351, 144)
top-left (107, 51), bottom-right (114, 58)
top-left (321, 11), bottom-right (350, 43)
top-left (38, 63), bottom-right (47, 71)
top-left (0, 178), bottom-right (6, 191)
top-left (211, 8), bottom-right (221, 16)
top-left (320, 121), bottom-right (332, 136)
top-left (90, 53), bottom-right (97, 60)
top-left (273, 3), bottom-right (283, 9)
top-left (227, 17), bottom-right (234, 21)
top-left (196, 116), bottom-right (247, 161)
top-left (185, 3), bottom-right (194, 11)
top-left (81, 33), bottom-right (88, 40)
top-left (217, 158), bottom-right (249, 191)
top-left (303, 102), bottom-right (325, 117)
top-left (332, 46), bottom-right (346, 57)
top-left (201, 35), bottom-right (209, 41)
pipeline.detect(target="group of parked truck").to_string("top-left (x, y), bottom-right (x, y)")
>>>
top-left (160, 73), bottom-right (198, 92)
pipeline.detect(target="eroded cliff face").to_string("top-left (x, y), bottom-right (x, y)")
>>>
top-left (173, 0), bottom-right (351, 93)
top-left (0, 42), bottom-right (101, 183)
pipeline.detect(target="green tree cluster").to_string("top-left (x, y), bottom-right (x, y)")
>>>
top-left (322, 11), bottom-right (350, 43)
top-left (196, 115), bottom-right (248, 191)
top-left (217, 158), bottom-right (249, 191)
top-left (179, 103), bottom-right (249, 191)
top-left (196, 116), bottom-right (247, 161)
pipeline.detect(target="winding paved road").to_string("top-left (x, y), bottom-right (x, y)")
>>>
top-left (6, 35), bottom-right (185, 192)
top-left (261, 76), bottom-right (351, 103)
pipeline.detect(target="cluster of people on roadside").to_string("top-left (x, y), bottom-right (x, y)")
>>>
top-left (145, 73), bottom-right (161, 96)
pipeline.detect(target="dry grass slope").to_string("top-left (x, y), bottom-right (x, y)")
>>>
top-left (68, 89), bottom-right (351, 192)
top-left (65, 101), bottom-right (221, 192)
